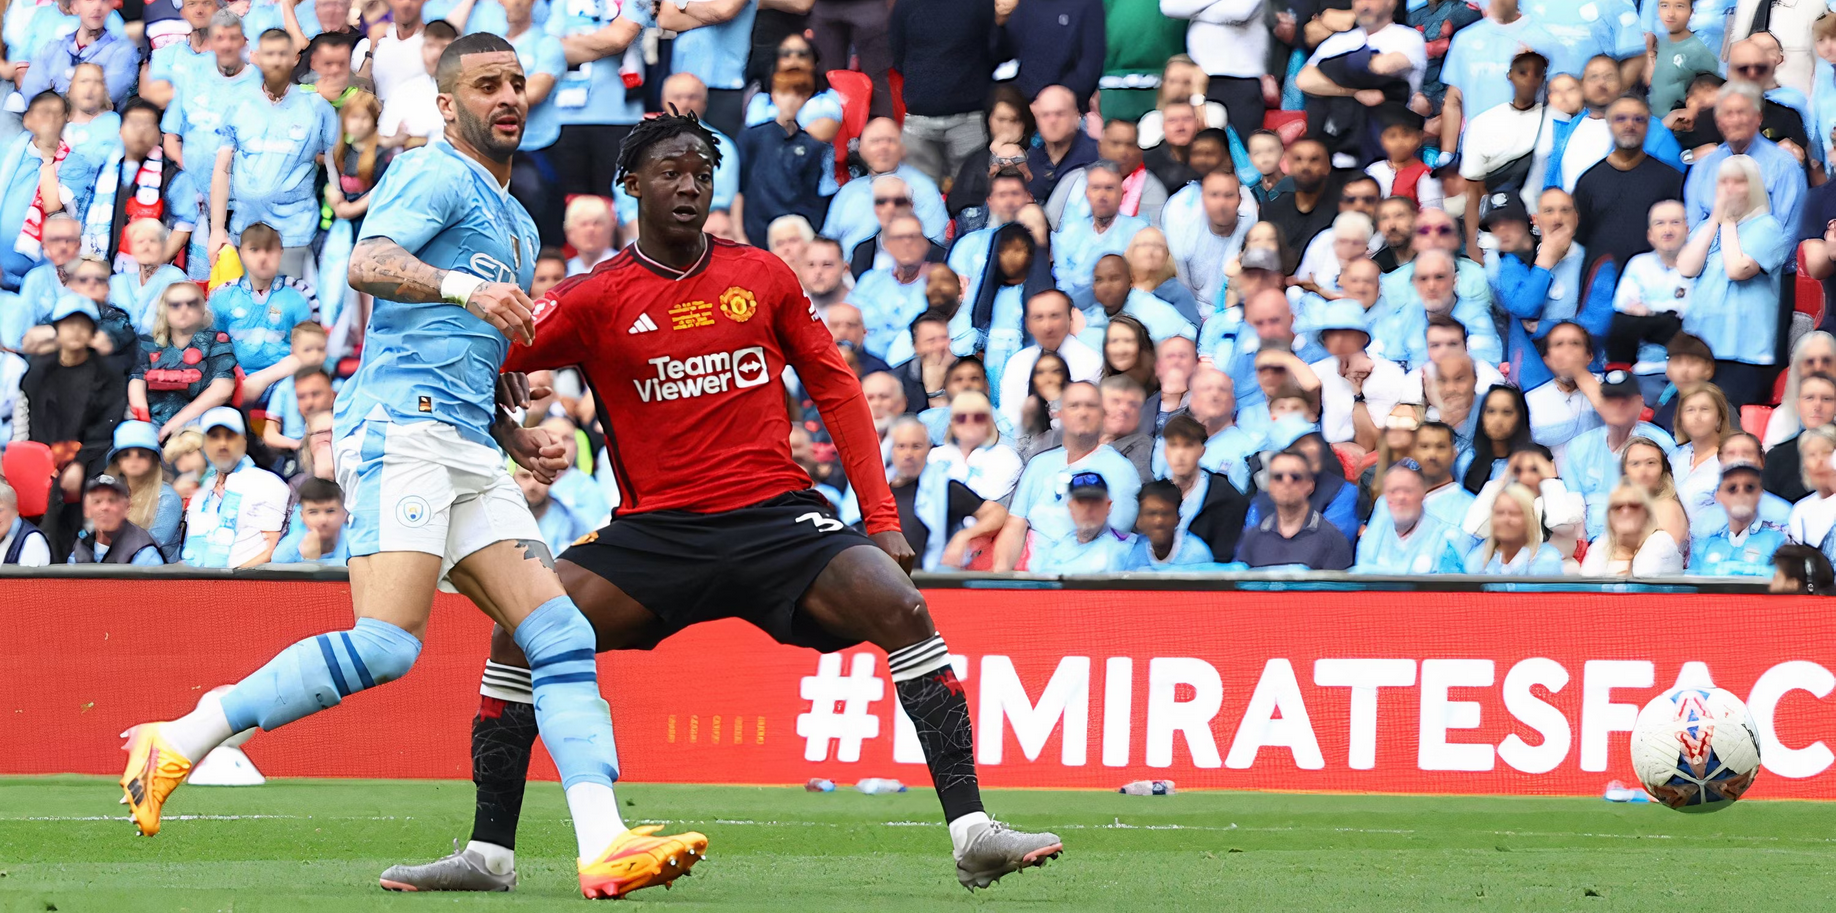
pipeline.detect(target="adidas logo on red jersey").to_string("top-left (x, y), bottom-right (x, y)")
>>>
top-left (628, 313), bottom-right (659, 334)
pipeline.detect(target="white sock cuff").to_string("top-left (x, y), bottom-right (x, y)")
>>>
top-left (887, 634), bottom-right (950, 683)
top-left (480, 661), bottom-right (534, 703)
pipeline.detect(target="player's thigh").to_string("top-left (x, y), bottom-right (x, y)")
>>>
top-left (796, 543), bottom-right (934, 652)
top-left (556, 556), bottom-right (670, 651)
top-left (349, 552), bottom-right (444, 640)
top-left (448, 537), bottom-right (568, 633)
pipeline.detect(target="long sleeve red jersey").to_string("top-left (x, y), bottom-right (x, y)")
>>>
top-left (504, 238), bottom-right (900, 535)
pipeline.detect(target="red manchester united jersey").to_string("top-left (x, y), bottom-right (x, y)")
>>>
top-left (505, 238), bottom-right (899, 535)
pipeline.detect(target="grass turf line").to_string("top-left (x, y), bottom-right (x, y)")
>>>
top-left (1, 776), bottom-right (1832, 912)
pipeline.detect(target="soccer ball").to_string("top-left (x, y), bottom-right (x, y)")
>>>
top-left (1629, 687), bottom-right (1762, 813)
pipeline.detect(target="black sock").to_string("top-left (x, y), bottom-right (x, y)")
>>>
top-left (890, 635), bottom-right (984, 823)
top-left (470, 691), bottom-right (538, 850)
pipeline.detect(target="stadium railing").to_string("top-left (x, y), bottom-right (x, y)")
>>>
top-left (7, 568), bottom-right (1828, 800)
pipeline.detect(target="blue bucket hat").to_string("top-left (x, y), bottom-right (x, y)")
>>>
top-left (107, 420), bottom-right (163, 465)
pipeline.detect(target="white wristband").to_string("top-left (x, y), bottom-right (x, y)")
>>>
top-left (441, 271), bottom-right (487, 307)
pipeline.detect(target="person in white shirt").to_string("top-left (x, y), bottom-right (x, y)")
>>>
top-left (1309, 298), bottom-right (1416, 450)
top-left (997, 290), bottom-right (1102, 425)
top-left (1581, 483), bottom-right (1685, 576)
top-left (360, 0), bottom-right (430, 105)
top-left (1295, 210), bottom-right (1379, 293)
top-left (1457, 50), bottom-right (1555, 257)
top-left (1296, 0), bottom-right (1429, 168)
top-left (0, 481), bottom-right (50, 566)
top-left (182, 406), bottom-right (290, 568)
top-left (563, 195), bottom-right (617, 275)
top-left (1607, 200), bottom-right (1692, 378)
top-left (992, 381), bottom-right (1142, 570)
top-left (1525, 320), bottom-right (1605, 462)
top-left (1163, 170), bottom-right (1254, 313)
top-left (377, 19), bottom-right (454, 146)
top-left (1158, 0), bottom-right (1271, 140)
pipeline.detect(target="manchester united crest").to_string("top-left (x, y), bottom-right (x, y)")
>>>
top-left (719, 287), bottom-right (757, 323)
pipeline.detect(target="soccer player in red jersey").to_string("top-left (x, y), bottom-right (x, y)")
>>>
top-left (380, 113), bottom-right (1063, 894)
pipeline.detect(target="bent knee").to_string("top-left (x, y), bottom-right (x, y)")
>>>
top-left (488, 623), bottom-right (528, 667)
top-left (350, 617), bottom-right (424, 685)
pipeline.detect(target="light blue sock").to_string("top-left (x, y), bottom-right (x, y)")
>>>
top-left (514, 596), bottom-right (619, 790)
top-left (219, 618), bottom-right (422, 732)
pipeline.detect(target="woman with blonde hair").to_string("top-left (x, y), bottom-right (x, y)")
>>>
top-left (1763, 331), bottom-right (1836, 448)
top-left (1618, 436), bottom-right (1691, 550)
top-left (927, 391), bottom-right (1024, 502)
top-left (1678, 151), bottom-right (1795, 410)
top-left (1465, 482), bottom-right (1565, 575)
top-left (1124, 227), bottom-right (1199, 323)
top-left (162, 429), bottom-right (206, 500)
top-left (1669, 383), bottom-right (1735, 522)
top-left (105, 420), bottom-right (183, 560)
top-left (130, 283), bottom-right (238, 439)
top-left (1582, 484), bottom-right (1685, 576)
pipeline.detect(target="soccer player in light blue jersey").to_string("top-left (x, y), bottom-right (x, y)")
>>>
top-left (119, 32), bottom-right (707, 900)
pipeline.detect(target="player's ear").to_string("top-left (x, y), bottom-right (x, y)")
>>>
top-left (621, 172), bottom-right (640, 199)
top-left (436, 91), bottom-right (456, 127)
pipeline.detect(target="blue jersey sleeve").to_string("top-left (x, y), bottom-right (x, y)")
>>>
top-left (357, 150), bottom-right (461, 251)
top-left (533, 32), bottom-right (566, 77)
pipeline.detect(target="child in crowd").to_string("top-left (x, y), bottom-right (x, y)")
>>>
top-left (1366, 122), bottom-right (1442, 210)
top-left (208, 223), bottom-right (314, 388)
top-left (272, 477), bottom-right (349, 566)
top-left (1647, 0), bottom-right (1721, 117)
top-left (1246, 130), bottom-right (1286, 205)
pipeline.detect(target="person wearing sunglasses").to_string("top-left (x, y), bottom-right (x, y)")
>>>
top-left (1689, 460), bottom-right (1789, 575)
top-left (130, 283), bottom-right (239, 441)
top-left (1380, 215), bottom-right (1503, 364)
top-left (1236, 449), bottom-right (1354, 570)
top-left (929, 390), bottom-right (1023, 502)
top-left (1581, 483), bottom-right (1684, 576)
top-left (845, 175), bottom-right (949, 281)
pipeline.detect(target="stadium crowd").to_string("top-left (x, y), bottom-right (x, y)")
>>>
top-left (4, 0), bottom-right (1836, 581)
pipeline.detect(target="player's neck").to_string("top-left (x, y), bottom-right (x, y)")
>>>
top-left (449, 131), bottom-right (513, 185)
top-left (636, 231), bottom-right (708, 272)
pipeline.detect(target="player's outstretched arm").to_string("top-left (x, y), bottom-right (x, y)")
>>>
top-left (349, 238), bottom-right (536, 344)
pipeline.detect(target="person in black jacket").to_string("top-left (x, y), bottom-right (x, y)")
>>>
top-left (889, 0), bottom-right (998, 185)
top-left (1160, 414), bottom-right (1250, 562)
top-left (68, 474), bottom-right (163, 565)
top-left (738, 76), bottom-right (835, 247)
top-left (17, 296), bottom-right (129, 559)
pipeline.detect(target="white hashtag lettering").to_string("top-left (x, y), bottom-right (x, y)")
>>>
top-left (796, 652), bottom-right (884, 762)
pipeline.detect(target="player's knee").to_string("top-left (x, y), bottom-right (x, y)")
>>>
top-left (881, 587), bottom-right (934, 645)
top-left (348, 617), bottom-right (424, 686)
top-left (514, 595), bottom-right (595, 664)
top-left (488, 623), bottom-right (527, 667)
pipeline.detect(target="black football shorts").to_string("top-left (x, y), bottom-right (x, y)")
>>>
top-left (558, 489), bottom-right (875, 651)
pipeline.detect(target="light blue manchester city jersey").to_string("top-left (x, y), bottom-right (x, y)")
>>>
top-left (334, 141), bottom-right (539, 445)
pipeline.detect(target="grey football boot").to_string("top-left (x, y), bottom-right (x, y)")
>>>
top-left (379, 839), bottom-right (518, 892)
top-left (954, 820), bottom-right (1064, 890)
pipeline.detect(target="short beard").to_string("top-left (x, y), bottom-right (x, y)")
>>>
top-left (456, 103), bottom-right (519, 162)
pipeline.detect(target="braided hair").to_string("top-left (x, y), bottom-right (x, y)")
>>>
top-left (614, 109), bottom-right (723, 183)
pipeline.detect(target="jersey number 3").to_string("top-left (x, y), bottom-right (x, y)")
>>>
top-left (796, 512), bottom-right (844, 533)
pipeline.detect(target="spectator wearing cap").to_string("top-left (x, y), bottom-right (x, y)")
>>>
top-left (106, 420), bottom-right (185, 560)
top-left (1163, 171), bottom-right (1255, 313)
top-left (1308, 298), bottom-right (1415, 451)
top-left (1465, 481), bottom-right (1567, 575)
top-left (1236, 449), bottom-right (1355, 570)
top-left (1689, 459), bottom-right (1788, 575)
top-left (1677, 152), bottom-right (1794, 411)
top-left (1052, 161), bottom-right (1149, 301)
top-left (0, 481), bottom-right (50, 566)
top-left (15, 294), bottom-right (126, 501)
top-left (1157, 413), bottom-right (1248, 562)
top-left (1558, 367), bottom-right (1678, 538)
top-left (1688, 431), bottom-right (1791, 539)
top-left (131, 283), bottom-right (239, 439)
top-left (1075, 255), bottom-right (1194, 350)
top-left (885, 417), bottom-right (1009, 571)
top-left (1027, 469), bottom-right (1136, 574)
top-left (992, 381), bottom-right (1142, 571)
top-left (182, 406), bottom-right (290, 568)
top-left (1122, 479), bottom-right (1216, 570)
top-left (996, 291), bottom-right (1103, 426)
top-left (1491, 188), bottom-right (1612, 392)
top-left (1352, 460), bottom-right (1468, 574)
top-left (68, 474), bottom-right (164, 566)
top-left (271, 477), bottom-right (350, 565)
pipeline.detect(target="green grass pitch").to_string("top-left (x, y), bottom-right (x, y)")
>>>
top-left (1, 776), bottom-right (1831, 912)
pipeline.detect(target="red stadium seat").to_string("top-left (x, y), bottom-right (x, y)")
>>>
top-left (1796, 243), bottom-right (1827, 326)
top-left (1262, 109), bottom-right (1308, 145)
top-left (827, 69), bottom-right (874, 182)
top-left (1331, 444), bottom-right (1363, 481)
top-left (1772, 370), bottom-right (1789, 406)
top-left (887, 69), bottom-right (907, 125)
top-left (1741, 404), bottom-right (1773, 436)
top-left (3, 441), bottom-right (55, 518)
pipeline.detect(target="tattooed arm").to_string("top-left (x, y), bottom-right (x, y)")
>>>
top-left (348, 238), bottom-right (537, 343)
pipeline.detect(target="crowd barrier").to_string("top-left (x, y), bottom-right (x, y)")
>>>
top-left (6, 570), bottom-right (1834, 799)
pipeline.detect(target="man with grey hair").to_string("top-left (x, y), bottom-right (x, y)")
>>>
top-left (1051, 160), bottom-right (1147, 300)
top-left (846, 174), bottom-right (947, 278)
top-left (884, 415), bottom-right (1009, 571)
top-left (0, 481), bottom-right (50, 566)
top-left (1683, 79), bottom-right (1806, 230)
top-left (822, 117), bottom-right (948, 252)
